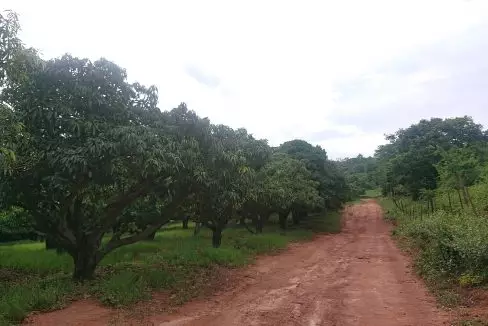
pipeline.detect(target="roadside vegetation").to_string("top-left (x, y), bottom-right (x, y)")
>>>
top-left (0, 219), bottom-right (341, 325)
top-left (373, 118), bottom-right (488, 313)
top-left (3, 7), bottom-right (488, 324)
top-left (339, 115), bottom-right (488, 317)
top-left (0, 11), bottom-right (347, 324)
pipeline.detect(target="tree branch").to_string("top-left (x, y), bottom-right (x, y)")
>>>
top-left (101, 178), bottom-right (155, 232)
top-left (204, 221), bottom-right (216, 231)
top-left (101, 219), bottom-right (170, 256)
top-left (242, 218), bottom-right (256, 234)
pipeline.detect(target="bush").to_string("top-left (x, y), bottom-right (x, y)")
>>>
top-left (0, 207), bottom-right (37, 243)
top-left (397, 210), bottom-right (488, 285)
top-left (97, 270), bottom-right (150, 306)
top-left (0, 277), bottom-right (74, 324)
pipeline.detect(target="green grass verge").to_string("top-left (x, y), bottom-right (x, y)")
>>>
top-left (0, 214), bottom-right (341, 324)
top-left (362, 189), bottom-right (382, 198)
top-left (377, 196), bottom-right (488, 319)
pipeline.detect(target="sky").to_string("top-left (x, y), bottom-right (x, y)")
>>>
top-left (3, 0), bottom-right (488, 159)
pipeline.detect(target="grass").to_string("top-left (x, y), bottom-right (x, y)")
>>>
top-left (456, 320), bottom-right (488, 326)
top-left (0, 214), bottom-right (341, 324)
top-left (362, 188), bottom-right (382, 198)
top-left (346, 198), bottom-right (362, 205)
top-left (378, 194), bottom-right (488, 324)
top-left (345, 188), bottom-right (382, 205)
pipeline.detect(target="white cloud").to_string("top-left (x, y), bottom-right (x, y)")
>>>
top-left (406, 69), bottom-right (450, 85)
top-left (319, 133), bottom-right (387, 160)
top-left (3, 0), bottom-right (488, 158)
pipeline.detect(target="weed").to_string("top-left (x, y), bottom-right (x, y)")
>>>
top-left (0, 277), bottom-right (74, 323)
top-left (456, 319), bottom-right (488, 326)
top-left (96, 270), bottom-right (150, 307)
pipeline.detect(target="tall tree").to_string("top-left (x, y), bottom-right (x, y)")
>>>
top-left (337, 155), bottom-right (378, 197)
top-left (192, 126), bottom-right (260, 247)
top-left (0, 10), bottom-right (22, 86)
top-left (278, 139), bottom-right (348, 209)
top-left (1, 54), bottom-right (200, 279)
top-left (261, 153), bottom-right (323, 229)
top-left (435, 146), bottom-right (482, 212)
top-left (375, 117), bottom-right (486, 199)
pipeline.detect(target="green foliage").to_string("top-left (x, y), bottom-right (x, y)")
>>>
top-left (337, 154), bottom-right (379, 198)
top-left (261, 153), bottom-right (323, 211)
top-left (97, 270), bottom-right (150, 306)
top-left (0, 207), bottom-right (36, 242)
top-left (302, 211), bottom-right (342, 233)
top-left (0, 10), bottom-right (22, 85)
top-left (0, 11), bottom-right (350, 281)
top-left (398, 210), bottom-right (488, 285)
top-left (0, 104), bottom-right (24, 176)
top-left (381, 183), bottom-right (488, 289)
top-left (278, 140), bottom-right (349, 209)
top-left (192, 125), bottom-right (269, 247)
top-left (375, 116), bottom-right (488, 303)
top-left (375, 116), bottom-right (486, 199)
top-left (363, 189), bottom-right (382, 198)
top-left (436, 147), bottom-right (482, 190)
top-left (0, 277), bottom-right (74, 324)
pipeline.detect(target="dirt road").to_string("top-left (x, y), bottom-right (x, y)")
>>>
top-left (151, 200), bottom-right (449, 326)
top-left (28, 200), bottom-right (451, 325)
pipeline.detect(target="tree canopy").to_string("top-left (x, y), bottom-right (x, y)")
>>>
top-left (375, 117), bottom-right (487, 199)
top-left (0, 11), bottom-right (349, 280)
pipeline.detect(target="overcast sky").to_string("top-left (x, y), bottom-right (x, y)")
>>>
top-left (3, 0), bottom-right (488, 159)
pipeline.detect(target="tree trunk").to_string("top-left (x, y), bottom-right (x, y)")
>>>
top-left (46, 237), bottom-right (67, 254)
top-left (45, 237), bottom-right (57, 250)
top-left (457, 175), bottom-right (469, 205)
top-left (255, 216), bottom-right (263, 234)
top-left (182, 217), bottom-right (189, 229)
top-left (72, 248), bottom-right (100, 281)
top-left (212, 228), bottom-right (222, 248)
top-left (194, 222), bottom-right (202, 236)
top-left (456, 189), bottom-right (464, 209)
top-left (447, 192), bottom-right (453, 212)
top-left (429, 198), bottom-right (435, 213)
top-left (146, 231), bottom-right (156, 240)
top-left (279, 212), bottom-right (288, 230)
top-left (292, 211), bottom-right (300, 225)
top-left (462, 187), bottom-right (470, 206)
top-left (465, 187), bottom-right (479, 217)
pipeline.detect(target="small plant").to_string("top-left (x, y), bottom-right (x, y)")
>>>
top-left (458, 273), bottom-right (484, 287)
top-left (97, 271), bottom-right (150, 307)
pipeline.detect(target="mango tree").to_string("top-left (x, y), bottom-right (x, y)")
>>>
top-left (278, 140), bottom-right (348, 210)
top-left (0, 11), bottom-right (25, 175)
top-left (260, 153), bottom-right (323, 230)
top-left (0, 53), bottom-right (200, 280)
top-left (192, 126), bottom-right (261, 247)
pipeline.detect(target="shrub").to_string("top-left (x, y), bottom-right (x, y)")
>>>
top-left (398, 210), bottom-right (488, 284)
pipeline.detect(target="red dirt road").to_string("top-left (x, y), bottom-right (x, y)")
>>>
top-left (28, 200), bottom-right (451, 325)
top-left (152, 200), bottom-right (449, 326)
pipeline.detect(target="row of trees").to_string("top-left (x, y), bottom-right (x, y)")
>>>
top-left (337, 154), bottom-right (379, 197)
top-left (375, 117), bottom-right (488, 201)
top-left (338, 116), bottom-right (488, 211)
top-left (373, 119), bottom-right (488, 286)
top-left (0, 12), bottom-right (349, 280)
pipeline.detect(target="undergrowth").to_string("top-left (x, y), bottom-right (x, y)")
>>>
top-left (0, 213), bottom-right (340, 324)
top-left (379, 193), bottom-right (488, 310)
